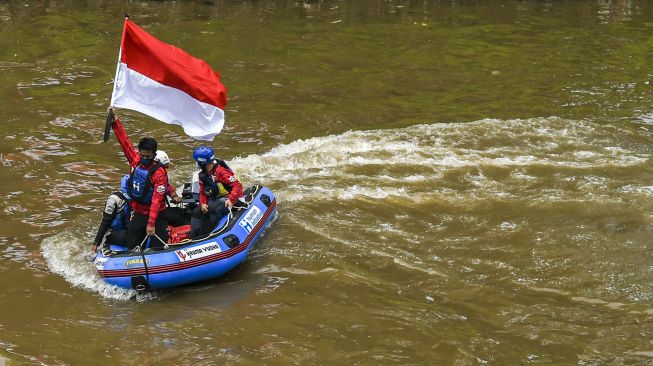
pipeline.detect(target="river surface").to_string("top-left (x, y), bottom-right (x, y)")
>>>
top-left (1, 1), bottom-right (653, 365)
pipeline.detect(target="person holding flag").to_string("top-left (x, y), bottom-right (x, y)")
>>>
top-left (101, 17), bottom-right (229, 243)
top-left (110, 107), bottom-right (169, 249)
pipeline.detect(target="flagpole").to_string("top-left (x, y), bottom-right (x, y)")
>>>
top-left (104, 15), bottom-right (129, 142)
top-left (110, 15), bottom-right (128, 106)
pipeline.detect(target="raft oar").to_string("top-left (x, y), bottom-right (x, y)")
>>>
top-left (102, 108), bottom-right (114, 142)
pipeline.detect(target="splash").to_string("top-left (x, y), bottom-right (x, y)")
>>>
top-left (41, 219), bottom-right (137, 301)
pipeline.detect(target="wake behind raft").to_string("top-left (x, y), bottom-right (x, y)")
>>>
top-left (92, 184), bottom-right (277, 291)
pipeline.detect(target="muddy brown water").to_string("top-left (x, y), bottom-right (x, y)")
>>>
top-left (1, 1), bottom-right (653, 364)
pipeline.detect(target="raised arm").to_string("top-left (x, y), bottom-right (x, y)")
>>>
top-left (110, 109), bottom-right (139, 167)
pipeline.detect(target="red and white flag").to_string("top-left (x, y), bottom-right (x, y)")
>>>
top-left (110, 19), bottom-right (227, 141)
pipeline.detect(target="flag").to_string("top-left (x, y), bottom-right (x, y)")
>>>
top-left (110, 19), bottom-right (227, 141)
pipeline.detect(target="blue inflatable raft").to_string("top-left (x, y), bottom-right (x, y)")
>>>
top-left (92, 185), bottom-right (277, 290)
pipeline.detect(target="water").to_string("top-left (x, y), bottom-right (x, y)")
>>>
top-left (2, 1), bottom-right (653, 364)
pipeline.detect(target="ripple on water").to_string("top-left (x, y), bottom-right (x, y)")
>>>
top-left (17, 77), bottom-right (60, 89)
top-left (1, 241), bottom-right (31, 264)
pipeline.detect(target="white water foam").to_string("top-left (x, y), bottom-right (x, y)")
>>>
top-left (222, 117), bottom-right (650, 204)
top-left (41, 225), bottom-right (136, 301)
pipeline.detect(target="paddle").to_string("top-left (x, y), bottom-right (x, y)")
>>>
top-left (103, 108), bottom-right (114, 142)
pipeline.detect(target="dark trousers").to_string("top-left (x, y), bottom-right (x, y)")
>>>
top-left (190, 197), bottom-right (229, 238)
top-left (126, 211), bottom-right (169, 249)
top-left (105, 230), bottom-right (127, 246)
top-left (163, 206), bottom-right (191, 227)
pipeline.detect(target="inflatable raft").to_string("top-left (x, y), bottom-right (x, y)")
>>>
top-left (92, 185), bottom-right (277, 290)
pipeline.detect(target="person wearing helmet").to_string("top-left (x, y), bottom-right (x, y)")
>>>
top-left (155, 150), bottom-right (188, 227)
top-left (191, 146), bottom-right (244, 236)
top-left (155, 150), bottom-right (172, 169)
top-left (109, 107), bottom-right (170, 249)
top-left (154, 150), bottom-right (181, 204)
top-left (90, 174), bottom-right (131, 254)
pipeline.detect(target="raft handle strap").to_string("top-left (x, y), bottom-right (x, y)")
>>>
top-left (151, 232), bottom-right (167, 248)
top-left (134, 236), bottom-right (151, 291)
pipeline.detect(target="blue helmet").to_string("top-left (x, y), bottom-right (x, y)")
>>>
top-left (120, 174), bottom-right (131, 200)
top-left (193, 146), bottom-right (215, 167)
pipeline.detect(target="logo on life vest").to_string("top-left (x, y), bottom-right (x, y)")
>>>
top-left (132, 182), bottom-right (142, 191)
top-left (239, 206), bottom-right (263, 234)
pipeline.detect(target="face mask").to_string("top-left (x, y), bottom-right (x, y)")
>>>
top-left (140, 157), bottom-right (153, 166)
